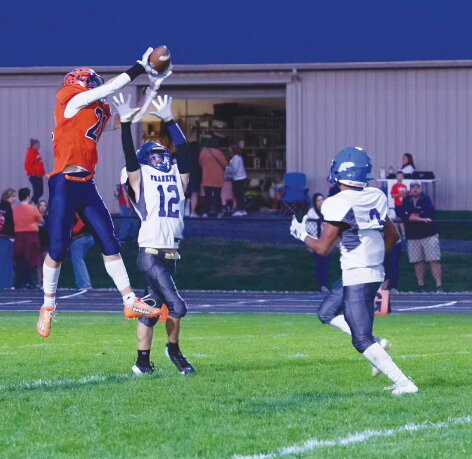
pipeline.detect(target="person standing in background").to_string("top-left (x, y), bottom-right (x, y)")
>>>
top-left (401, 181), bottom-right (443, 292)
top-left (187, 141), bottom-right (202, 217)
top-left (305, 192), bottom-right (331, 292)
top-left (37, 199), bottom-right (49, 286)
top-left (71, 214), bottom-right (95, 290)
top-left (0, 189), bottom-right (17, 289)
top-left (13, 188), bottom-right (43, 288)
top-left (228, 143), bottom-right (247, 217)
top-left (24, 139), bottom-right (46, 204)
top-left (399, 153), bottom-right (415, 175)
top-left (116, 183), bottom-right (140, 242)
top-left (199, 140), bottom-right (228, 217)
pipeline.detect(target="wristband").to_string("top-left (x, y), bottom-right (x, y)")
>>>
top-left (125, 63), bottom-right (145, 81)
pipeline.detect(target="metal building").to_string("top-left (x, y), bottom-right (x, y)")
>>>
top-left (0, 61), bottom-right (471, 211)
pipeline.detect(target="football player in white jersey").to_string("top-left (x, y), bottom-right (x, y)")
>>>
top-left (113, 93), bottom-right (195, 376)
top-left (290, 147), bottom-right (418, 395)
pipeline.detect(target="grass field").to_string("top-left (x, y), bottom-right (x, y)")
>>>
top-left (1, 313), bottom-right (472, 458)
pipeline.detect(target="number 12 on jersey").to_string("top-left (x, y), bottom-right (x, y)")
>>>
top-left (156, 184), bottom-right (180, 218)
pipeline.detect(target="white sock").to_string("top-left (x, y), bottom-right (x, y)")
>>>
top-left (363, 342), bottom-right (408, 384)
top-left (123, 292), bottom-right (136, 307)
top-left (328, 315), bottom-right (352, 336)
top-left (104, 258), bottom-right (131, 292)
top-left (43, 262), bottom-right (61, 304)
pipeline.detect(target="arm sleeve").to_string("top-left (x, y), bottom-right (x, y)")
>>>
top-left (64, 64), bottom-right (146, 119)
top-left (120, 122), bottom-right (140, 172)
top-left (164, 120), bottom-right (189, 173)
top-left (165, 120), bottom-right (186, 146)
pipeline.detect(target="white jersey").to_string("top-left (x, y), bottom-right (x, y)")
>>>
top-left (321, 187), bottom-right (387, 286)
top-left (120, 163), bottom-right (185, 249)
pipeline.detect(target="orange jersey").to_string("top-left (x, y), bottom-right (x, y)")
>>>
top-left (51, 85), bottom-right (111, 176)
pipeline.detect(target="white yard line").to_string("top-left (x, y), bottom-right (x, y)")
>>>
top-left (57, 289), bottom-right (89, 299)
top-left (396, 301), bottom-right (458, 311)
top-left (233, 415), bottom-right (472, 459)
top-left (0, 300), bottom-right (32, 306)
top-left (0, 374), bottom-right (131, 393)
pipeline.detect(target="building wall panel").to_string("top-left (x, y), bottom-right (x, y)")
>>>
top-left (287, 67), bottom-right (472, 210)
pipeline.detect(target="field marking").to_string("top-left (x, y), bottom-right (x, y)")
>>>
top-left (57, 289), bottom-right (89, 299)
top-left (0, 300), bottom-right (32, 306)
top-left (396, 301), bottom-right (458, 311)
top-left (233, 415), bottom-right (472, 459)
top-left (0, 374), bottom-right (132, 393)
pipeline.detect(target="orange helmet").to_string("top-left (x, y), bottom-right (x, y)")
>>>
top-left (63, 68), bottom-right (104, 89)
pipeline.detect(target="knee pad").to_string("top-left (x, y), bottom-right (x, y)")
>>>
top-left (100, 236), bottom-right (121, 256)
top-left (48, 241), bottom-right (68, 262)
top-left (352, 335), bottom-right (375, 353)
top-left (168, 299), bottom-right (187, 319)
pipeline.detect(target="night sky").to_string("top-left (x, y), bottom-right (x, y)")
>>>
top-left (3, 0), bottom-right (472, 67)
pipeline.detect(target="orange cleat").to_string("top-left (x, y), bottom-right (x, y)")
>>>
top-left (158, 304), bottom-right (170, 323)
top-left (36, 305), bottom-right (56, 338)
top-left (124, 297), bottom-right (167, 319)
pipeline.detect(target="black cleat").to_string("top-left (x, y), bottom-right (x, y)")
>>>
top-left (165, 344), bottom-right (196, 375)
top-left (132, 361), bottom-right (156, 376)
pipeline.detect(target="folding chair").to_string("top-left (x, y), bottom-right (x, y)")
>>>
top-left (278, 172), bottom-right (310, 217)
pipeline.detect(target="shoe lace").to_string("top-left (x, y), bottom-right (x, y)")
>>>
top-left (138, 296), bottom-right (157, 308)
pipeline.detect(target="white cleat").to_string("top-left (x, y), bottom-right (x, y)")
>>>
top-left (371, 338), bottom-right (390, 377)
top-left (387, 378), bottom-right (419, 396)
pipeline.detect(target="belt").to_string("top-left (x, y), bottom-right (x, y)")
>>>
top-left (144, 248), bottom-right (181, 260)
top-left (65, 174), bottom-right (93, 182)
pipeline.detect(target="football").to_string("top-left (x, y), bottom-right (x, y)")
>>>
top-left (148, 46), bottom-right (171, 74)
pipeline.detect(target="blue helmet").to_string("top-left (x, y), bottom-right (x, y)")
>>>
top-left (137, 142), bottom-right (172, 173)
top-left (329, 146), bottom-right (373, 188)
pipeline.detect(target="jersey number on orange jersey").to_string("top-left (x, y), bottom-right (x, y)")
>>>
top-left (86, 107), bottom-right (108, 142)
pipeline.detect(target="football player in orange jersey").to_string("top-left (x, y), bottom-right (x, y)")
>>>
top-left (37, 48), bottom-right (172, 338)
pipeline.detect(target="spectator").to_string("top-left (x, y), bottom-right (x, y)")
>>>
top-left (228, 143), bottom-right (248, 216)
top-left (24, 138), bottom-right (46, 204)
top-left (305, 193), bottom-right (331, 292)
top-left (384, 209), bottom-right (402, 294)
top-left (199, 140), bottom-right (228, 217)
top-left (399, 152), bottom-right (415, 175)
top-left (401, 181), bottom-right (443, 292)
top-left (37, 199), bottom-right (49, 285)
top-left (221, 163), bottom-right (235, 216)
top-left (0, 189), bottom-right (17, 289)
top-left (390, 171), bottom-right (407, 236)
top-left (115, 184), bottom-right (140, 242)
top-left (70, 214), bottom-right (95, 290)
top-left (186, 141), bottom-right (202, 217)
top-left (13, 187), bottom-right (43, 288)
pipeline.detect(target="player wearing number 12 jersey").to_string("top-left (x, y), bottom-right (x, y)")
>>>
top-left (36, 49), bottom-right (173, 339)
top-left (290, 147), bottom-right (418, 396)
top-left (113, 92), bottom-right (195, 376)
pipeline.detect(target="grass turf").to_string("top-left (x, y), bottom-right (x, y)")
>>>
top-left (1, 313), bottom-right (471, 458)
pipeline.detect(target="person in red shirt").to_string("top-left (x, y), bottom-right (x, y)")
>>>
top-left (24, 138), bottom-right (46, 204)
top-left (391, 172), bottom-right (408, 216)
top-left (37, 48), bottom-right (172, 339)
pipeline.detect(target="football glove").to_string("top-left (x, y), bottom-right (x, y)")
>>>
top-left (148, 67), bottom-right (173, 91)
top-left (137, 47), bottom-right (159, 76)
top-left (112, 93), bottom-right (140, 122)
top-left (150, 95), bottom-right (174, 122)
top-left (290, 215), bottom-right (309, 242)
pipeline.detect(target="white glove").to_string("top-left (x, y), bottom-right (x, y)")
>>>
top-left (137, 47), bottom-right (159, 76)
top-left (290, 215), bottom-right (309, 242)
top-left (148, 66), bottom-right (173, 91)
top-left (150, 95), bottom-right (173, 122)
top-left (112, 93), bottom-right (140, 122)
